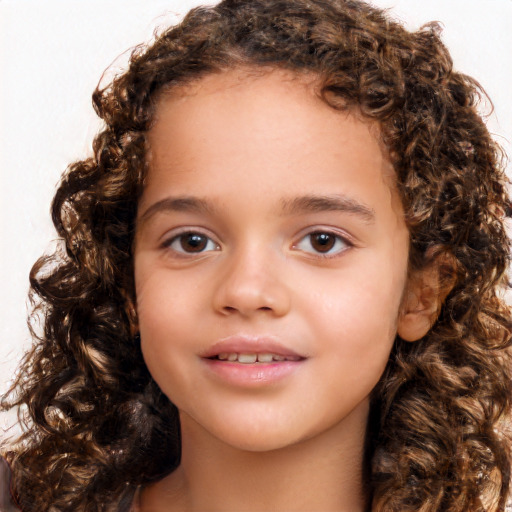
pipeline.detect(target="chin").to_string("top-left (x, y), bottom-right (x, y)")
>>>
top-left (187, 410), bottom-right (307, 453)
top-left (215, 430), bottom-right (302, 453)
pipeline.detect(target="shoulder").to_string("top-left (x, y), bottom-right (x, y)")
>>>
top-left (128, 486), bottom-right (141, 512)
top-left (117, 485), bottom-right (141, 512)
top-left (0, 456), bottom-right (20, 512)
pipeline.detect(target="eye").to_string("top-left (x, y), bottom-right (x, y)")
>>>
top-left (164, 231), bottom-right (219, 254)
top-left (294, 231), bottom-right (350, 257)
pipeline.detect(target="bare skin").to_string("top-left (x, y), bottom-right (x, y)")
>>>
top-left (134, 68), bottom-right (432, 511)
top-left (140, 406), bottom-right (367, 511)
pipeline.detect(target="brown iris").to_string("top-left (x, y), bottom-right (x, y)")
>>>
top-left (180, 233), bottom-right (208, 252)
top-left (309, 232), bottom-right (336, 253)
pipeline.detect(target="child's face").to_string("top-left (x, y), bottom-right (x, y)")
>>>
top-left (134, 69), bottom-right (411, 452)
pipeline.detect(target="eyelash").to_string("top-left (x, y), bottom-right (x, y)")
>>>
top-left (162, 230), bottom-right (220, 255)
top-left (292, 230), bottom-right (352, 258)
top-left (161, 228), bottom-right (352, 258)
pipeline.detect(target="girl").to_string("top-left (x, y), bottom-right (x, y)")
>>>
top-left (2, 0), bottom-right (511, 510)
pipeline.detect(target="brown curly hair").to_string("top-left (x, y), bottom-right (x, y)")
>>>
top-left (2, 0), bottom-right (511, 510)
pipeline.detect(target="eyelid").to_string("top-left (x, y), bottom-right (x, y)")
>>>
top-left (160, 227), bottom-right (221, 253)
top-left (291, 227), bottom-right (354, 258)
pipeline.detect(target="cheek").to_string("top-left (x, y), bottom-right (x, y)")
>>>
top-left (298, 254), bottom-right (406, 371)
top-left (309, 302), bottom-right (397, 408)
top-left (134, 263), bottom-right (199, 380)
top-left (302, 255), bottom-right (406, 327)
top-left (135, 260), bottom-right (206, 323)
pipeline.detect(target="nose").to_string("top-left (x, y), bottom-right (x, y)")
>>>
top-left (212, 246), bottom-right (291, 318)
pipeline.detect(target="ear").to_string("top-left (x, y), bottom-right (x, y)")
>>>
top-left (397, 255), bottom-right (454, 342)
top-left (123, 292), bottom-right (139, 337)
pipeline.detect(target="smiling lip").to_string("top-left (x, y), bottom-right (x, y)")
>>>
top-left (200, 335), bottom-right (305, 360)
top-left (200, 336), bottom-right (306, 386)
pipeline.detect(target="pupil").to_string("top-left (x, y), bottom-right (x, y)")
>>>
top-left (311, 233), bottom-right (334, 252)
top-left (182, 233), bottom-right (207, 252)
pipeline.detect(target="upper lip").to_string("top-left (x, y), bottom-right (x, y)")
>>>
top-left (200, 335), bottom-right (306, 359)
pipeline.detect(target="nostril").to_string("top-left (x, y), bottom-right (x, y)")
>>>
top-left (221, 305), bottom-right (273, 315)
top-left (214, 283), bottom-right (291, 317)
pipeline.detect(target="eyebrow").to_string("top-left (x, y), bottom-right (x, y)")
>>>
top-left (280, 194), bottom-right (375, 223)
top-left (138, 196), bottom-right (217, 225)
top-left (138, 193), bottom-right (375, 225)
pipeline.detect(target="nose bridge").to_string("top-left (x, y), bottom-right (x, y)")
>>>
top-left (213, 239), bottom-right (290, 317)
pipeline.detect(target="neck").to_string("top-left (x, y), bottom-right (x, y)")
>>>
top-left (140, 404), bottom-right (369, 512)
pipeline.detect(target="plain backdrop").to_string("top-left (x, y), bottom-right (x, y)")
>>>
top-left (1, 0), bottom-right (511, 419)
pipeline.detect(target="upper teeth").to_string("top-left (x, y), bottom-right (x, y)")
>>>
top-left (216, 353), bottom-right (300, 363)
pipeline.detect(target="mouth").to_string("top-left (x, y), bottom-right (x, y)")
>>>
top-left (210, 353), bottom-right (303, 363)
top-left (201, 335), bottom-right (306, 362)
top-left (201, 336), bottom-right (306, 386)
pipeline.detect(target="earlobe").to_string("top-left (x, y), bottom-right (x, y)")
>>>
top-left (397, 256), bottom-right (455, 342)
top-left (397, 284), bottom-right (438, 342)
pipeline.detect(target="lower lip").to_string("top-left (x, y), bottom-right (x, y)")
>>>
top-left (202, 358), bottom-right (304, 387)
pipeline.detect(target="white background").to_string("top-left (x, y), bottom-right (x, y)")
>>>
top-left (1, 1), bottom-right (511, 407)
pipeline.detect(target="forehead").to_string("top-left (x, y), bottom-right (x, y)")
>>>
top-left (150, 68), bottom-right (382, 152)
top-left (143, 67), bottom-right (401, 219)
